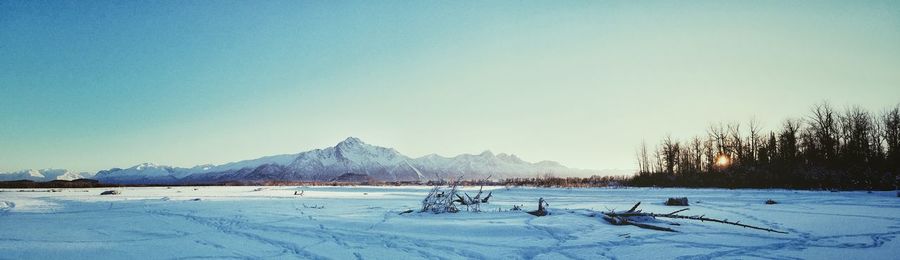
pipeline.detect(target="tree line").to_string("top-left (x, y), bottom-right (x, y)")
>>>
top-left (631, 102), bottom-right (900, 190)
top-left (502, 175), bottom-right (629, 188)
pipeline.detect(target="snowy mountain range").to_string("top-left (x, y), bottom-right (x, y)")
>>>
top-left (6, 137), bottom-right (610, 184)
top-left (0, 169), bottom-right (94, 182)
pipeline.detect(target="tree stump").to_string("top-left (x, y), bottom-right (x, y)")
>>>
top-left (665, 197), bottom-right (689, 206)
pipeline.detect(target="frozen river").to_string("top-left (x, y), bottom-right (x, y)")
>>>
top-left (1, 186), bottom-right (899, 259)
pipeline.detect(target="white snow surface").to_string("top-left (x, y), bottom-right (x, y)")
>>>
top-left (1, 187), bottom-right (898, 259)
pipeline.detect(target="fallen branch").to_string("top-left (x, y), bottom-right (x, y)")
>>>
top-left (600, 201), bottom-right (676, 232)
top-left (451, 176), bottom-right (492, 212)
top-left (527, 198), bottom-right (549, 216)
top-left (421, 176), bottom-right (463, 214)
top-left (603, 202), bottom-right (787, 234)
top-left (602, 214), bottom-right (677, 232)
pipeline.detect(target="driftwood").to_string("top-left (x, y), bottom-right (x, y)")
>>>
top-left (421, 175), bottom-right (492, 213)
top-left (453, 185), bottom-right (493, 211)
top-left (481, 191), bottom-right (493, 203)
top-left (421, 176), bottom-right (463, 213)
top-left (450, 176), bottom-right (494, 212)
top-left (100, 190), bottom-right (120, 195)
top-left (527, 198), bottom-right (550, 216)
top-left (602, 202), bottom-right (787, 234)
top-left (601, 202), bottom-right (676, 231)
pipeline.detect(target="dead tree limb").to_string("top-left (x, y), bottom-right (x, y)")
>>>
top-left (422, 175), bottom-right (494, 213)
top-left (601, 215), bottom-right (677, 232)
top-left (602, 203), bottom-right (676, 232)
top-left (453, 177), bottom-right (492, 211)
top-left (481, 191), bottom-right (492, 203)
top-left (528, 198), bottom-right (549, 216)
top-left (421, 176), bottom-right (463, 213)
top-left (649, 213), bottom-right (786, 234)
top-left (603, 202), bottom-right (787, 234)
top-left (625, 221), bottom-right (678, 232)
top-left (627, 202), bottom-right (642, 212)
top-left (666, 208), bottom-right (690, 215)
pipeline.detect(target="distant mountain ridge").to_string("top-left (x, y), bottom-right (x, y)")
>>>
top-left (9, 137), bottom-right (608, 184)
top-left (0, 169), bottom-right (94, 182)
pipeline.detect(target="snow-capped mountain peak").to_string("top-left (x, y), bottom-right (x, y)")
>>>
top-left (91, 137), bottom-right (599, 184)
top-left (337, 136), bottom-right (364, 147)
top-left (134, 162), bottom-right (159, 170)
top-left (0, 169), bottom-right (93, 182)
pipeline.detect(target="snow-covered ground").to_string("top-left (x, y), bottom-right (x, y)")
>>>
top-left (1, 186), bottom-right (898, 259)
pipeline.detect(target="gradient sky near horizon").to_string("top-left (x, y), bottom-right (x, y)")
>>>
top-left (2, 1), bottom-right (899, 173)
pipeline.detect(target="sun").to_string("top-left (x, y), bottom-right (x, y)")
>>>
top-left (715, 154), bottom-right (731, 167)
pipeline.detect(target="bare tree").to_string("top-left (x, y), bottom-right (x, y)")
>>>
top-left (749, 117), bottom-right (762, 162)
top-left (630, 102), bottom-right (898, 190)
top-left (703, 138), bottom-right (716, 173)
top-left (779, 119), bottom-right (801, 161)
top-left (708, 123), bottom-right (728, 158)
top-left (808, 101), bottom-right (839, 161)
top-left (728, 122), bottom-right (744, 165)
top-left (690, 137), bottom-right (704, 173)
top-left (661, 135), bottom-right (680, 175)
top-left (883, 106), bottom-right (900, 166)
top-left (636, 140), bottom-right (651, 174)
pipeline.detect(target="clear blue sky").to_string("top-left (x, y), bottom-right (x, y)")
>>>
top-left (2, 1), bottom-right (899, 173)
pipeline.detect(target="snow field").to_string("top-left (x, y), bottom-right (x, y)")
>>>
top-left (1, 186), bottom-right (898, 259)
